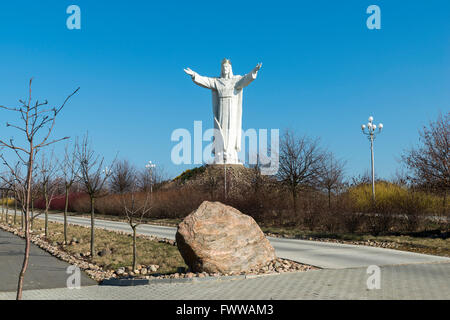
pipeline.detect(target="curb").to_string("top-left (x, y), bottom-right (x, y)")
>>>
top-left (99, 270), bottom-right (303, 286)
top-left (100, 275), bottom-right (247, 286)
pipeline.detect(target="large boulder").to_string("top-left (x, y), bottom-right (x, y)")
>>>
top-left (176, 201), bottom-right (276, 273)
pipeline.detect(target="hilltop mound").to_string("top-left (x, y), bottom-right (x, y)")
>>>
top-left (162, 164), bottom-right (274, 198)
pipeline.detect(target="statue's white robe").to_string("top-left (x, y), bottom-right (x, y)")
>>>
top-left (191, 71), bottom-right (257, 163)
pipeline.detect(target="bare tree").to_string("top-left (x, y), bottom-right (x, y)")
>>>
top-left (319, 152), bottom-right (346, 209)
top-left (277, 130), bottom-right (326, 213)
top-left (110, 159), bottom-right (136, 193)
top-left (0, 79), bottom-right (78, 300)
top-left (202, 166), bottom-right (219, 199)
top-left (13, 180), bottom-right (19, 226)
top-left (1, 164), bottom-right (24, 229)
top-left (5, 189), bottom-right (10, 223)
top-left (118, 168), bottom-right (152, 271)
top-left (59, 142), bottom-right (80, 244)
top-left (29, 168), bottom-right (41, 231)
top-left (0, 180), bottom-right (11, 223)
top-left (250, 160), bottom-right (264, 195)
top-left (36, 151), bottom-right (58, 238)
top-left (0, 185), bottom-right (5, 223)
top-left (138, 169), bottom-right (152, 192)
top-left (1, 162), bottom-right (29, 233)
top-left (248, 156), bottom-right (277, 198)
top-left (0, 170), bottom-right (22, 226)
top-left (402, 112), bottom-right (450, 213)
top-left (391, 168), bottom-right (409, 187)
top-left (350, 170), bottom-right (372, 186)
top-left (75, 134), bottom-right (114, 257)
top-left (138, 164), bottom-right (167, 192)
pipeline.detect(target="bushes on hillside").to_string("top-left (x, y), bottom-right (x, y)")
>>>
top-left (33, 192), bottom-right (90, 212)
top-left (30, 179), bottom-right (448, 236)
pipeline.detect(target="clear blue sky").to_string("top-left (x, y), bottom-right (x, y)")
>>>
top-left (0, 0), bottom-right (448, 179)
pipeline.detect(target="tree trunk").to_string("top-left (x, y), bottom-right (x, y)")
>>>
top-left (14, 195), bottom-right (17, 225)
top-left (64, 186), bottom-right (69, 244)
top-left (443, 191), bottom-right (447, 216)
top-left (44, 185), bottom-right (48, 238)
top-left (30, 199), bottom-right (34, 231)
top-left (21, 200), bottom-right (24, 231)
top-left (4, 196), bottom-right (8, 224)
top-left (1, 191), bottom-right (4, 222)
top-left (132, 226), bottom-right (137, 271)
top-left (17, 150), bottom-right (34, 300)
top-left (291, 186), bottom-right (297, 215)
top-left (90, 196), bottom-right (95, 257)
top-left (328, 188), bottom-right (331, 210)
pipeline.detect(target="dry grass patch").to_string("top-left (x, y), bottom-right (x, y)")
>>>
top-left (262, 225), bottom-right (450, 257)
top-left (6, 214), bottom-right (187, 274)
top-left (373, 235), bottom-right (450, 257)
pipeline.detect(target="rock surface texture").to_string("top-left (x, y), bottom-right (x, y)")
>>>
top-left (176, 201), bottom-right (276, 273)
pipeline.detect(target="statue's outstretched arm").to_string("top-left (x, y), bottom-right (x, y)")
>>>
top-left (236, 63), bottom-right (262, 90)
top-left (251, 63), bottom-right (263, 76)
top-left (184, 67), bottom-right (215, 89)
top-left (183, 67), bottom-right (195, 77)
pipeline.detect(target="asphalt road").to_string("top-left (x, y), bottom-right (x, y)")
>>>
top-left (12, 209), bottom-right (449, 269)
top-left (0, 229), bottom-right (96, 292)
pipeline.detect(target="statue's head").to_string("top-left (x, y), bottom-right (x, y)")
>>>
top-left (221, 58), bottom-right (233, 78)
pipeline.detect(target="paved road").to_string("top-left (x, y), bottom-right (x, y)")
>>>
top-left (0, 229), bottom-right (96, 292)
top-left (264, 236), bottom-right (450, 269)
top-left (9, 208), bottom-right (449, 269)
top-left (0, 262), bottom-right (449, 300)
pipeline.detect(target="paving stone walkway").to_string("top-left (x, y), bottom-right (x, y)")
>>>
top-left (1, 262), bottom-right (449, 300)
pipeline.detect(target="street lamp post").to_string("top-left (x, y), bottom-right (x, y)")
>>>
top-left (102, 166), bottom-right (111, 177)
top-left (361, 116), bottom-right (383, 202)
top-left (145, 161), bottom-right (156, 194)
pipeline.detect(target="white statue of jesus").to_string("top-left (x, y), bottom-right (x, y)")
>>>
top-left (184, 59), bottom-right (262, 164)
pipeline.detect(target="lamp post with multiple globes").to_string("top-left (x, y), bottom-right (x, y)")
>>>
top-left (361, 116), bottom-right (384, 202)
top-left (145, 161), bottom-right (156, 194)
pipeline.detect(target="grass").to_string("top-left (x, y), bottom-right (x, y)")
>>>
top-left (173, 166), bottom-right (207, 182)
top-left (3, 213), bottom-right (187, 273)
top-left (370, 235), bottom-right (450, 257)
top-left (261, 225), bottom-right (450, 257)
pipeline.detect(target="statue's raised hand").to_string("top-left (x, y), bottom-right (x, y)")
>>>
top-left (184, 68), bottom-right (195, 77)
top-left (253, 63), bottom-right (262, 73)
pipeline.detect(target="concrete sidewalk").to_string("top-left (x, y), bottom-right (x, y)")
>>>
top-left (0, 262), bottom-right (449, 300)
top-left (0, 229), bottom-right (96, 293)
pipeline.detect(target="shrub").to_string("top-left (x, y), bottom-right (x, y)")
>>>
top-left (348, 181), bottom-right (445, 215)
top-left (33, 192), bottom-right (89, 212)
top-left (27, 175), bottom-right (448, 235)
top-left (173, 166), bottom-right (206, 183)
top-left (70, 193), bottom-right (91, 213)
